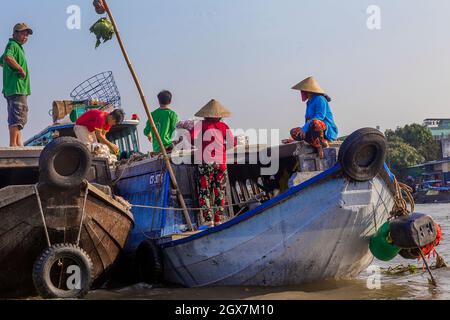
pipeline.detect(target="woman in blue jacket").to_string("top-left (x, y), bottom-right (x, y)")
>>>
top-left (289, 76), bottom-right (338, 158)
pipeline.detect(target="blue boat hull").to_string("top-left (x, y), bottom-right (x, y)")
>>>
top-left (161, 168), bottom-right (394, 287)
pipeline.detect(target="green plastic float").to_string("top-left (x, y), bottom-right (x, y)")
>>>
top-left (370, 221), bottom-right (401, 261)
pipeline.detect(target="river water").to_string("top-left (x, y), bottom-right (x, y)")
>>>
top-left (88, 204), bottom-right (450, 300)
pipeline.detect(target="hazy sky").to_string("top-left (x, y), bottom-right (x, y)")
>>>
top-left (1, 0), bottom-right (450, 148)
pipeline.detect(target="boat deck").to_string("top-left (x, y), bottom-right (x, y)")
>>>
top-left (170, 231), bottom-right (202, 241)
top-left (0, 147), bottom-right (44, 169)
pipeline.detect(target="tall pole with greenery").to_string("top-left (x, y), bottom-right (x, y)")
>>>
top-left (97, 0), bottom-right (194, 231)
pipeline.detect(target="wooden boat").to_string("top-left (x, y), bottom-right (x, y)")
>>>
top-left (414, 187), bottom-right (450, 204)
top-left (0, 147), bottom-right (112, 189)
top-left (22, 106), bottom-right (397, 287)
top-left (111, 128), bottom-right (397, 287)
top-left (160, 165), bottom-right (393, 287)
top-left (0, 138), bottom-right (134, 298)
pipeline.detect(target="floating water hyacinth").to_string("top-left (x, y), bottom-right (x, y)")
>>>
top-left (90, 18), bottom-right (115, 49)
top-left (382, 265), bottom-right (418, 275)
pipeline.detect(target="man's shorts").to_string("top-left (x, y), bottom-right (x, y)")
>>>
top-left (5, 95), bottom-right (28, 130)
top-left (74, 125), bottom-right (98, 144)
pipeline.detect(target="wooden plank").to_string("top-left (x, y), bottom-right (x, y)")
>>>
top-left (170, 231), bottom-right (201, 241)
top-left (0, 158), bottom-right (39, 168)
top-left (298, 147), bottom-right (338, 172)
top-left (0, 147), bottom-right (43, 158)
top-left (225, 172), bottom-right (235, 218)
top-left (87, 183), bottom-right (132, 218)
top-left (0, 148), bottom-right (43, 169)
top-left (0, 185), bottom-right (36, 208)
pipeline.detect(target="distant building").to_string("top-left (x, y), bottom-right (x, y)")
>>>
top-left (403, 119), bottom-right (450, 184)
top-left (423, 119), bottom-right (450, 159)
top-left (442, 139), bottom-right (450, 159)
top-left (423, 118), bottom-right (450, 140)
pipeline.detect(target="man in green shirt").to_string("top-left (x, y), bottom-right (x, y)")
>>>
top-left (144, 90), bottom-right (179, 154)
top-left (0, 23), bottom-right (33, 147)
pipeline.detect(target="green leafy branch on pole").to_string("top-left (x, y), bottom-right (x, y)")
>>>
top-left (90, 18), bottom-right (115, 49)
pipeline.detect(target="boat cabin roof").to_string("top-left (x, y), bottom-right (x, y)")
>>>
top-left (24, 120), bottom-right (140, 147)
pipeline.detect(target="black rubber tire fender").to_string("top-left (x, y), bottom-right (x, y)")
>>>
top-left (338, 128), bottom-right (387, 182)
top-left (39, 137), bottom-right (92, 189)
top-left (32, 243), bottom-right (93, 299)
top-left (134, 240), bottom-right (164, 285)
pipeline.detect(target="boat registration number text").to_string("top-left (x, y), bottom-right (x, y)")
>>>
top-left (149, 172), bottom-right (164, 186)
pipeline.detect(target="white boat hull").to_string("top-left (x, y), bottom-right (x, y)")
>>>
top-left (162, 169), bottom-right (394, 287)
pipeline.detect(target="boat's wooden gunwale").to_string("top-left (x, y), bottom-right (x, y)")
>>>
top-left (0, 185), bottom-right (37, 209)
top-left (87, 183), bottom-right (134, 223)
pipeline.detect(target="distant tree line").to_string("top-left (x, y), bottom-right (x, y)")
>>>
top-left (385, 124), bottom-right (441, 177)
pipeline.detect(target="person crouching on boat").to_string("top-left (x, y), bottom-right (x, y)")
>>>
top-left (74, 108), bottom-right (125, 155)
top-left (190, 99), bottom-right (237, 230)
top-left (288, 76), bottom-right (338, 159)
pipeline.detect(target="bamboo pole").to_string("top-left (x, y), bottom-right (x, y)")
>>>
top-left (101, 0), bottom-right (194, 231)
top-left (419, 249), bottom-right (437, 287)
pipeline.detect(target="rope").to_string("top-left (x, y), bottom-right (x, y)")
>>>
top-left (131, 198), bottom-right (260, 212)
top-left (389, 174), bottom-right (446, 285)
top-left (76, 184), bottom-right (90, 245)
top-left (412, 223), bottom-right (437, 286)
top-left (34, 184), bottom-right (52, 248)
top-left (112, 153), bottom-right (147, 186)
top-left (390, 175), bottom-right (415, 218)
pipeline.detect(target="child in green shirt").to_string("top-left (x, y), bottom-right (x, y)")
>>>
top-left (144, 90), bottom-right (179, 153)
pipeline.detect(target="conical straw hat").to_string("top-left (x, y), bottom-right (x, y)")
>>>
top-left (292, 76), bottom-right (325, 94)
top-left (195, 99), bottom-right (232, 118)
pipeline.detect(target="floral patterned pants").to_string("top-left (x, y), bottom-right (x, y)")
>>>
top-left (290, 120), bottom-right (328, 158)
top-left (198, 164), bottom-right (227, 223)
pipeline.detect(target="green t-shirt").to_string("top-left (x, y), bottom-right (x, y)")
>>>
top-left (143, 108), bottom-right (179, 153)
top-left (1, 38), bottom-right (31, 97)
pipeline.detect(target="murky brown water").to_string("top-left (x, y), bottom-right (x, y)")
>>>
top-left (88, 204), bottom-right (450, 300)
